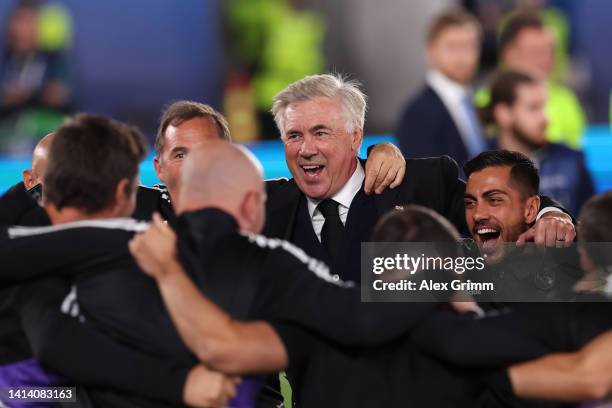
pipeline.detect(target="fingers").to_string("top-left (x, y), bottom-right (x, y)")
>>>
top-left (564, 227), bottom-right (576, 247)
top-left (377, 166), bottom-right (397, 194)
top-left (373, 161), bottom-right (393, 194)
top-left (523, 218), bottom-right (577, 247)
top-left (543, 223), bottom-right (556, 247)
top-left (152, 212), bottom-right (164, 226)
top-left (223, 378), bottom-right (238, 402)
top-left (364, 160), bottom-right (382, 195)
top-left (389, 162), bottom-right (406, 189)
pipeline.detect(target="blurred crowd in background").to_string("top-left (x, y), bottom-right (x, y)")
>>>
top-left (0, 0), bottom-right (610, 212)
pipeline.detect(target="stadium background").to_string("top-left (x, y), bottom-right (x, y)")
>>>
top-left (0, 0), bottom-right (610, 193)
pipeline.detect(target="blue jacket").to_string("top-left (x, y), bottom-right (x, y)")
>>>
top-left (490, 141), bottom-right (595, 216)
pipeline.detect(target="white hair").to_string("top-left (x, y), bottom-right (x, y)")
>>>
top-left (271, 74), bottom-right (367, 135)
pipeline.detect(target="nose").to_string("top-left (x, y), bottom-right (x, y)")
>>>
top-left (299, 134), bottom-right (318, 158)
top-left (472, 202), bottom-right (489, 223)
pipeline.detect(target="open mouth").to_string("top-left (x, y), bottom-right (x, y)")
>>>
top-left (475, 227), bottom-right (501, 242)
top-left (474, 226), bottom-right (502, 253)
top-left (300, 164), bottom-right (325, 179)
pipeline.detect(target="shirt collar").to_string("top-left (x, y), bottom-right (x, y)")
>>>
top-left (426, 69), bottom-right (470, 102)
top-left (306, 159), bottom-right (365, 219)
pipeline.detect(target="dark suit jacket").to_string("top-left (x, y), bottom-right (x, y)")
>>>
top-left (263, 156), bottom-right (467, 281)
top-left (396, 85), bottom-right (471, 170)
top-left (265, 155), bottom-right (467, 237)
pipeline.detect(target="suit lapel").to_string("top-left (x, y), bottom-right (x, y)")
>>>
top-left (264, 179), bottom-right (302, 240)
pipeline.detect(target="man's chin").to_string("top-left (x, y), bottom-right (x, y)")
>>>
top-left (476, 239), bottom-right (505, 265)
top-left (297, 180), bottom-right (329, 200)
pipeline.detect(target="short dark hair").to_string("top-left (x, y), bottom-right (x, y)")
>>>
top-left (479, 69), bottom-right (538, 126)
top-left (155, 100), bottom-right (231, 157)
top-left (578, 192), bottom-right (612, 267)
top-left (426, 9), bottom-right (481, 44)
top-left (372, 206), bottom-right (462, 274)
top-left (464, 150), bottom-right (540, 197)
top-left (44, 114), bottom-right (147, 214)
top-left (373, 205), bottom-right (460, 242)
top-left (499, 12), bottom-right (545, 52)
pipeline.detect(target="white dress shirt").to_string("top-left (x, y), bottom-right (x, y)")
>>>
top-left (306, 160), bottom-right (365, 242)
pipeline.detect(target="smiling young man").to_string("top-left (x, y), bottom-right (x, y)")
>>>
top-left (463, 150), bottom-right (541, 264)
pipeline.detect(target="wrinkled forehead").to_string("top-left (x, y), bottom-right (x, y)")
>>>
top-left (283, 97), bottom-right (346, 131)
top-left (163, 117), bottom-right (220, 152)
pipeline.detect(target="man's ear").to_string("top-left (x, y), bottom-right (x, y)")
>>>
top-left (351, 128), bottom-right (363, 153)
top-left (524, 195), bottom-right (541, 224)
top-left (239, 190), bottom-right (260, 231)
top-left (114, 178), bottom-right (131, 211)
top-left (153, 156), bottom-right (164, 182)
top-left (22, 169), bottom-right (34, 190)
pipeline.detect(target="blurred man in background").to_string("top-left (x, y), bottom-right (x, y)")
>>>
top-left (396, 9), bottom-right (487, 171)
top-left (480, 70), bottom-right (594, 215)
top-left (477, 11), bottom-right (586, 150)
top-left (0, 0), bottom-right (74, 153)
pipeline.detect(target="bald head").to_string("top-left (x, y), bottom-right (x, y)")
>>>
top-left (177, 140), bottom-right (267, 233)
top-left (23, 133), bottom-right (55, 191)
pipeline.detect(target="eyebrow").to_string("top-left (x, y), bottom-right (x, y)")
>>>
top-left (169, 146), bottom-right (188, 156)
top-left (309, 124), bottom-right (331, 133)
top-left (464, 193), bottom-right (477, 201)
top-left (482, 189), bottom-right (508, 198)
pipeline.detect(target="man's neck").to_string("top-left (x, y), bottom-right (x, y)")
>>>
top-left (429, 69), bottom-right (471, 89)
top-left (47, 206), bottom-right (116, 225)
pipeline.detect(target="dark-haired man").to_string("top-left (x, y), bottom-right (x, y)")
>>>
top-left (0, 114), bottom-right (235, 408)
top-left (413, 189), bottom-right (612, 407)
top-left (480, 69), bottom-right (594, 215)
top-left (462, 150), bottom-right (580, 302)
top-left (463, 149), bottom-right (543, 264)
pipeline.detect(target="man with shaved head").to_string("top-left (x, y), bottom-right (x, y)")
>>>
top-left (130, 141), bottom-right (486, 407)
top-left (175, 141), bottom-right (266, 233)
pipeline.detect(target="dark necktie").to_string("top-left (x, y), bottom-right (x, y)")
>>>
top-left (317, 199), bottom-right (344, 260)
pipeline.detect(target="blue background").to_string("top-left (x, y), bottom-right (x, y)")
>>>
top-left (1, 131), bottom-right (610, 195)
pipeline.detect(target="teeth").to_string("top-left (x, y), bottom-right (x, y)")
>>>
top-left (302, 165), bottom-right (321, 170)
top-left (477, 228), bottom-right (498, 234)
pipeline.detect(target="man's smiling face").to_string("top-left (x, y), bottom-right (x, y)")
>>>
top-left (464, 165), bottom-right (534, 263)
top-left (281, 96), bottom-right (362, 200)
